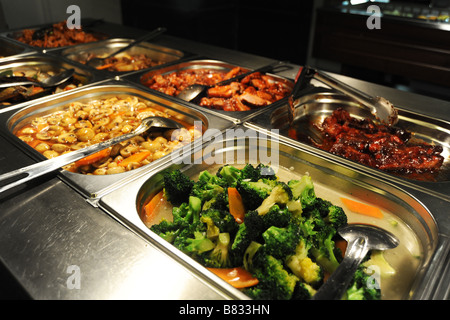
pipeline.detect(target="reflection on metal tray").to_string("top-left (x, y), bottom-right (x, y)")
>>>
top-left (132, 59), bottom-right (294, 122)
top-left (98, 131), bottom-right (444, 300)
top-left (248, 92), bottom-right (450, 201)
top-left (61, 38), bottom-right (186, 75)
top-left (0, 53), bottom-right (98, 113)
top-left (2, 80), bottom-right (234, 199)
top-left (0, 37), bottom-right (28, 60)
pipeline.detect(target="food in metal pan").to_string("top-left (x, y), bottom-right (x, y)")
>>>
top-left (0, 67), bottom-right (80, 106)
top-left (83, 52), bottom-right (163, 72)
top-left (143, 164), bottom-right (404, 300)
top-left (307, 108), bottom-right (445, 180)
top-left (143, 67), bottom-right (291, 111)
top-left (15, 96), bottom-right (201, 175)
top-left (15, 20), bottom-right (101, 48)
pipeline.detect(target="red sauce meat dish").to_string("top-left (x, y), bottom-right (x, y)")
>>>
top-left (314, 108), bottom-right (445, 179)
top-left (16, 21), bottom-right (100, 48)
top-left (143, 66), bottom-right (291, 111)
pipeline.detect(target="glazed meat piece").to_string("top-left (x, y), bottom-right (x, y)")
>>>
top-left (317, 108), bottom-right (444, 176)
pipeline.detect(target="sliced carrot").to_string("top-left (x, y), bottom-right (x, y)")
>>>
top-left (118, 151), bottom-right (151, 167)
top-left (335, 239), bottom-right (347, 258)
top-left (228, 187), bottom-right (246, 223)
top-left (143, 190), bottom-right (165, 222)
top-left (207, 267), bottom-right (259, 289)
top-left (75, 148), bottom-right (111, 167)
top-left (340, 197), bottom-right (384, 219)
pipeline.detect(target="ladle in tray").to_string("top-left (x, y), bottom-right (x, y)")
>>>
top-left (0, 68), bottom-right (75, 89)
top-left (86, 27), bottom-right (167, 69)
top-left (313, 223), bottom-right (399, 300)
top-left (0, 116), bottom-right (182, 193)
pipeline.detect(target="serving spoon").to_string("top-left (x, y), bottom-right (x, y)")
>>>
top-left (86, 27), bottom-right (167, 68)
top-left (0, 116), bottom-right (182, 193)
top-left (313, 224), bottom-right (399, 300)
top-left (0, 68), bottom-right (75, 89)
top-left (176, 60), bottom-right (288, 102)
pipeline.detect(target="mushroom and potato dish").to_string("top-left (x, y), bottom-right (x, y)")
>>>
top-left (15, 96), bottom-right (201, 175)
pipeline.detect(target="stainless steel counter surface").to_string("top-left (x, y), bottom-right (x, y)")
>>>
top-left (0, 22), bottom-right (449, 300)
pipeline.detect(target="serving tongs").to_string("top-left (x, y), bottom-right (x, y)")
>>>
top-left (0, 116), bottom-right (182, 193)
top-left (309, 67), bottom-right (398, 126)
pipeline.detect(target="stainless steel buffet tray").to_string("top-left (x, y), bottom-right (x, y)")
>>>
top-left (0, 53), bottom-right (103, 113)
top-left (98, 129), bottom-right (445, 300)
top-left (60, 38), bottom-right (187, 76)
top-left (127, 58), bottom-right (294, 123)
top-left (247, 91), bottom-right (450, 201)
top-left (0, 80), bottom-right (235, 199)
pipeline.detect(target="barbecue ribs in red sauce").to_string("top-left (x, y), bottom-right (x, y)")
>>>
top-left (316, 108), bottom-right (444, 177)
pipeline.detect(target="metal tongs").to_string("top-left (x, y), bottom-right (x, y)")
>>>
top-left (304, 66), bottom-right (399, 126)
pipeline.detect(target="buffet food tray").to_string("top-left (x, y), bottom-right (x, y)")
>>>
top-left (126, 58), bottom-right (294, 123)
top-left (0, 52), bottom-right (104, 113)
top-left (2, 22), bottom-right (109, 51)
top-left (59, 38), bottom-right (189, 76)
top-left (0, 79), bottom-right (235, 199)
top-left (247, 91), bottom-right (450, 202)
top-left (97, 129), bottom-right (445, 300)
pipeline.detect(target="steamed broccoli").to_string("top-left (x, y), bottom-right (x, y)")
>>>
top-left (288, 175), bottom-right (316, 207)
top-left (285, 237), bottom-right (323, 288)
top-left (237, 178), bottom-right (278, 210)
top-left (217, 165), bottom-right (242, 187)
top-left (245, 247), bottom-right (299, 300)
top-left (262, 224), bottom-right (300, 259)
top-left (256, 182), bottom-right (293, 215)
top-left (344, 265), bottom-right (381, 300)
top-left (149, 219), bottom-right (180, 243)
top-left (292, 281), bottom-right (317, 300)
top-left (204, 232), bottom-right (232, 268)
top-left (310, 228), bottom-right (342, 274)
top-left (163, 169), bottom-right (194, 206)
top-left (200, 208), bottom-right (239, 236)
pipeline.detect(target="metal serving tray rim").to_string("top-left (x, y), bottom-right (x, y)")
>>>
top-left (97, 129), bottom-right (441, 300)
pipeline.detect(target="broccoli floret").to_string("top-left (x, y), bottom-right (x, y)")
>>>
top-left (344, 265), bottom-right (381, 300)
top-left (260, 204), bottom-right (292, 228)
top-left (149, 219), bottom-right (180, 243)
top-left (202, 192), bottom-right (229, 212)
top-left (310, 228), bottom-right (341, 274)
top-left (256, 182), bottom-right (293, 215)
top-left (292, 281), bottom-right (317, 300)
top-left (288, 175), bottom-right (316, 207)
top-left (246, 248), bottom-right (299, 300)
top-left (200, 208), bottom-right (239, 236)
top-left (172, 222), bottom-right (214, 261)
top-left (230, 223), bottom-right (254, 266)
top-left (262, 224), bottom-right (300, 259)
top-left (191, 179), bottom-right (225, 204)
top-left (237, 163), bottom-right (277, 182)
top-left (163, 169), bottom-right (194, 206)
top-left (324, 205), bottom-right (348, 230)
top-left (218, 165), bottom-right (242, 187)
top-left (286, 237), bottom-right (323, 288)
top-left (237, 178), bottom-right (278, 210)
top-left (203, 232), bottom-right (232, 268)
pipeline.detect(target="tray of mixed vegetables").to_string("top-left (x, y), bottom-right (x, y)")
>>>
top-left (144, 164), bottom-right (388, 300)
